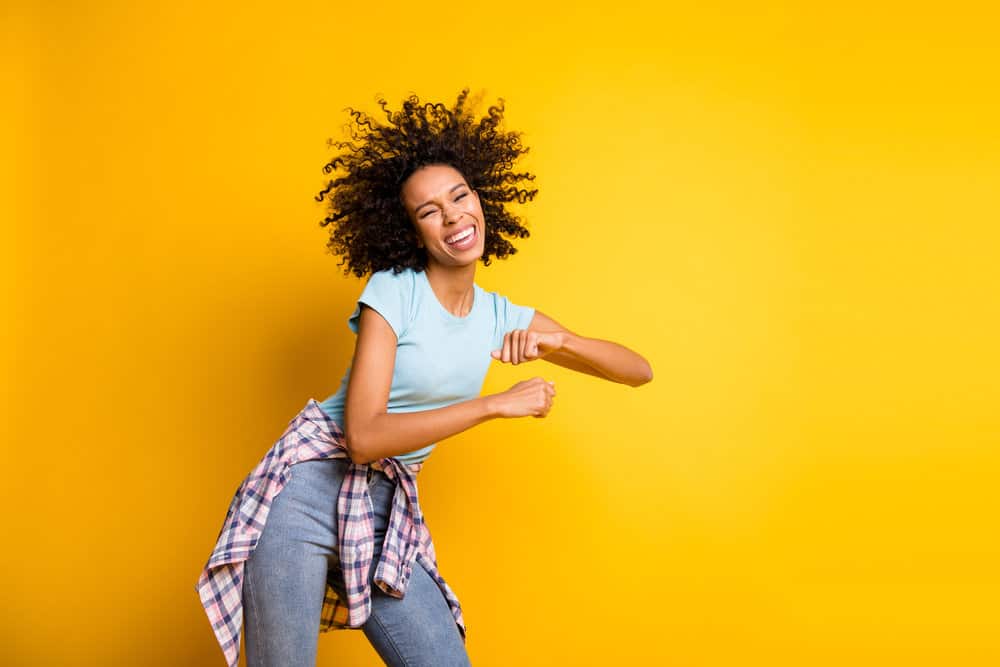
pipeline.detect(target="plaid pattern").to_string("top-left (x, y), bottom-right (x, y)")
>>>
top-left (194, 398), bottom-right (467, 667)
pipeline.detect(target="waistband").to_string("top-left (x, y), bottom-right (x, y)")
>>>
top-left (286, 398), bottom-right (425, 478)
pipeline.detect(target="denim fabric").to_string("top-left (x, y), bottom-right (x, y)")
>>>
top-left (241, 458), bottom-right (471, 666)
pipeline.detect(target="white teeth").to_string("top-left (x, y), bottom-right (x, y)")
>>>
top-left (446, 227), bottom-right (474, 244)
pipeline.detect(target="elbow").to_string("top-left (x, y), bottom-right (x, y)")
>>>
top-left (349, 447), bottom-right (371, 466)
top-left (630, 363), bottom-right (654, 387)
top-left (345, 411), bottom-right (384, 465)
top-left (344, 432), bottom-right (370, 465)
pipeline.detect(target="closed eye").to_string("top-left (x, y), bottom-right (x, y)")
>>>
top-left (419, 192), bottom-right (468, 218)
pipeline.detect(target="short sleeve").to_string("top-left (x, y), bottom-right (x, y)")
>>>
top-left (492, 292), bottom-right (536, 349)
top-left (347, 269), bottom-right (412, 339)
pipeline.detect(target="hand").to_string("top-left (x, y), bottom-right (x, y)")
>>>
top-left (490, 330), bottom-right (566, 365)
top-left (486, 377), bottom-right (557, 419)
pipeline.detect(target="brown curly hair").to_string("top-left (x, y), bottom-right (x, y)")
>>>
top-left (315, 89), bottom-right (539, 278)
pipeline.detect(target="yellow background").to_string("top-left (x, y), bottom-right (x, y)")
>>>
top-left (5, 1), bottom-right (999, 665)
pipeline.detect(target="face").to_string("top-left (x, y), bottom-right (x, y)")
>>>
top-left (400, 164), bottom-right (484, 267)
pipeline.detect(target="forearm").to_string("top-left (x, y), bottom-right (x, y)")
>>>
top-left (556, 332), bottom-right (653, 387)
top-left (349, 396), bottom-right (497, 465)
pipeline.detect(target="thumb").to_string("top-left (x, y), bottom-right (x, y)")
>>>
top-left (490, 349), bottom-right (500, 358)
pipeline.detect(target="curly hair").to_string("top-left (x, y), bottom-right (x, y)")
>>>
top-left (315, 89), bottom-right (538, 278)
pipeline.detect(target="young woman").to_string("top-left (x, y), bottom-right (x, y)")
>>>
top-left (195, 89), bottom-right (653, 667)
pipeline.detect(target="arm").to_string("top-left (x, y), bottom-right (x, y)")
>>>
top-left (344, 304), bottom-right (499, 465)
top-left (494, 310), bottom-right (654, 387)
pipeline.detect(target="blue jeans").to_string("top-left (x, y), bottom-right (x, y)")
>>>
top-left (242, 458), bottom-right (472, 666)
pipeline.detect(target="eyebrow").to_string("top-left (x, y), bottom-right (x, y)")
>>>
top-left (415, 183), bottom-right (467, 213)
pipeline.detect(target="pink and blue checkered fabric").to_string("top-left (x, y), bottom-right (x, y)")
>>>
top-left (194, 398), bottom-right (467, 667)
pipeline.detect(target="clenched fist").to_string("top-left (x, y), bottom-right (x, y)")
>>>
top-left (491, 329), bottom-right (566, 365)
top-left (486, 377), bottom-right (557, 419)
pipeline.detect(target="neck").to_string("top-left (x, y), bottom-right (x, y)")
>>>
top-left (424, 262), bottom-right (476, 316)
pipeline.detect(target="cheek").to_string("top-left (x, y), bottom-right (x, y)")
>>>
top-left (413, 222), bottom-right (433, 245)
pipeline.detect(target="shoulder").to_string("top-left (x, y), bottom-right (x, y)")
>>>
top-left (362, 267), bottom-right (420, 304)
top-left (366, 266), bottom-right (417, 289)
top-left (348, 267), bottom-right (419, 337)
top-left (479, 283), bottom-right (535, 337)
top-left (476, 285), bottom-right (507, 316)
top-left (479, 284), bottom-right (531, 313)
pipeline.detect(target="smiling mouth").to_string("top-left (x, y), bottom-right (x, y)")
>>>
top-left (444, 225), bottom-right (476, 245)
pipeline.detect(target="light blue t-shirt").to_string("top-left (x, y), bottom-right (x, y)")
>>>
top-left (318, 267), bottom-right (536, 465)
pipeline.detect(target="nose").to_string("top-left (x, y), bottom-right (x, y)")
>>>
top-left (442, 201), bottom-right (463, 225)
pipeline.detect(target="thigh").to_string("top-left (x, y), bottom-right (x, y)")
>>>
top-left (243, 459), bottom-right (349, 666)
top-left (361, 557), bottom-right (471, 667)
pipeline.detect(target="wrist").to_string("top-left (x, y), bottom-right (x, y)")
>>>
top-left (480, 394), bottom-right (502, 419)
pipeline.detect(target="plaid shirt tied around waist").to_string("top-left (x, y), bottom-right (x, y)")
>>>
top-left (194, 398), bottom-right (467, 667)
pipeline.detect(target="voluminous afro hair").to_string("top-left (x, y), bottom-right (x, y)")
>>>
top-left (315, 89), bottom-right (538, 278)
